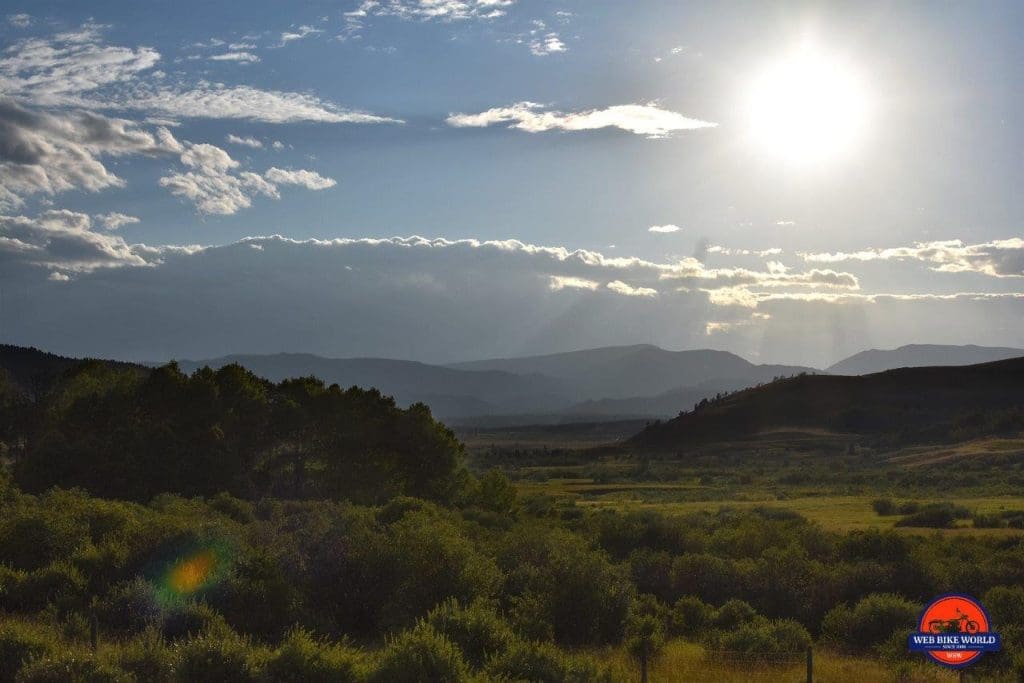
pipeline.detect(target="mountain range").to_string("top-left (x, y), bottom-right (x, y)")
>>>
top-left (2, 342), bottom-right (1021, 426)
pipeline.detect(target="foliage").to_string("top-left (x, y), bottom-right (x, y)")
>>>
top-left (371, 625), bottom-right (469, 683)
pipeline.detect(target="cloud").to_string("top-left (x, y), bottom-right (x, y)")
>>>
top-left (280, 25), bottom-right (323, 45)
top-left (7, 13), bottom-right (31, 28)
top-left (548, 275), bottom-right (598, 291)
top-left (159, 143), bottom-right (335, 215)
top-left (799, 238), bottom-right (1024, 279)
top-left (347, 0), bottom-right (514, 23)
top-left (447, 101), bottom-right (717, 138)
top-left (226, 134), bottom-right (263, 148)
top-left (265, 167), bottom-right (337, 190)
top-left (0, 97), bottom-right (180, 208)
top-left (96, 212), bottom-right (140, 230)
top-left (209, 51), bottom-right (260, 63)
top-left (530, 33), bottom-right (566, 56)
top-left (0, 26), bottom-right (400, 125)
top-left (607, 280), bottom-right (657, 297)
top-left (648, 224), bottom-right (680, 234)
top-left (0, 209), bottom-right (158, 274)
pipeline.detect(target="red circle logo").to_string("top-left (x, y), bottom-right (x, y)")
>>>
top-left (916, 595), bottom-right (992, 667)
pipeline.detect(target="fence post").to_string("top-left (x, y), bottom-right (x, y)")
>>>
top-left (805, 646), bottom-right (813, 683)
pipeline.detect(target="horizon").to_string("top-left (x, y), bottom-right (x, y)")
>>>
top-left (2, 1), bottom-right (1023, 368)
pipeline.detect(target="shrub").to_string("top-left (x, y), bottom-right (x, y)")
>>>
top-left (207, 494), bottom-right (255, 525)
top-left (14, 652), bottom-right (130, 683)
top-left (717, 618), bottom-right (811, 657)
top-left (173, 632), bottom-right (259, 683)
top-left (713, 599), bottom-right (759, 630)
top-left (96, 578), bottom-right (162, 634)
top-left (371, 625), bottom-right (468, 683)
top-left (0, 621), bottom-right (53, 682)
top-left (265, 628), bottom-right (366, 683)
top-left (972, 513), bottom-right (1004, 528)
top-left (0, 510), bottom-right (88, 572)
top-left (871, 498), bottom-right (897, 516)
top-left (113, 629), bottom-right (178, 683)
top-left (9, 562), bottom-right (87, 613)
top-left (669, 596), bottom-right (715, 637)
top-left (485, 639), bottom-right (568, 683)
top-left (424, 598), bottom-right (513, 669)
top-left (161, 601), bottom-right (229, 642)
top-left (983, 586), bottom-right (1024, 627)
top-left (821, 594), bottom-right (920, 653)
top-left (895, 503), bottom-right (968, 528)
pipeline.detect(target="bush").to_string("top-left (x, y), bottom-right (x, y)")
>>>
top-left (161, 601), bottom-right (229, 642)
top-left (0, 510), bottom-right (88, 572)
top-left (871, 498), bottom-right (897, 516)
top-left (717, 618), bottom-right (811, 657)
top-left (0, 621), bottom-right (53, 682)
top-left (113, 630), bottom-right (178, 683)
top-left (14, 653), bottom-right (130, 683)
top-left (173, 632), bottom-right (259, 683)
top-left (9, 562), bottom-right (87, 613)
top-left (371, 625), bottom-right (468, 683)
top-left (670, 596), bottom-right (715, 637)
top-left (895, 503), bottom-right (969, 529)
top-left (983, 586), bottom-right (1024, 628)
top-left (265, 628), bottom-right (366, 683)
top-left (713, 599), bottom-right (759, 630)
top-left (821, 594), bottom-right (920, 653)
top-left (972, 513), bottom-right (1004, 528)
top-left (96, 578), bottom-right (162, 634)
top-left (424, 598), bottom-right (513, 669)
top-left (485, 639), bottom-right (568, 683)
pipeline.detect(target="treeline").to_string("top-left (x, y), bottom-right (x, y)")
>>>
top-left (2, 362), bottom-right (465, 504)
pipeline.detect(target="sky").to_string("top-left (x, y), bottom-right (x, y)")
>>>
top-left (1, 0), bottom-right (1023, 368)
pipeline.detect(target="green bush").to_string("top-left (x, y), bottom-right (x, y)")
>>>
top-left (371, 625), bottom-right (469, 683)
top-left (717, 618), bottom-right (811, 657)
top-left (265, 628), bottom-right (366, 683)
top-left (113, 630), bottom-right (178, 683)
top-left (9, 562), bottom-right (87, 613)
top-left (669, 596), bottom-right (715, 637)
top-left (0, 510), bottom-right (88, 572)
top-left (821, 593), bottom-right (920, 653)
top-left (485, 639), bottom-right (567, 683)
top-left (14, 653), bottom-right (130, 683)
top-left (96, 578), bottom-right (162, 634)
top-left (173, 632), bottom-right (259, 683)
top-left (895, 503), bottom-right (970, 528)
top-left (983, 586), bottom-right (1024, 627)
top-left (972, 512), bottom-right (1004, 528)
top-left (424, 598), bottom-right (513, 669)
top-left (0, 621), bottom-right (53, 682)
top-left (871, 498), bottom-right (897, 516)
top-left (161, 601), bottom-right (229, 642)
top-left (713, 599), bottom-right (759, 630)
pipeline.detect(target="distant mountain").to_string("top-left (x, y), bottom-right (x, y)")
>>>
top-left (0, 345), bottom-right (146, 397)
top-left (450, 345), bottom-right (816, 400)
top-left (632, 357), bottom-right (1024, 449)
top-left (174, 354), bottom-right (570, 417)
top-left (829, 344), bottom-right (1024, 375)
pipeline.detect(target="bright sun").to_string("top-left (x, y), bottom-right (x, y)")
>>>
top-left (744, 46), bottom-right (870, 165)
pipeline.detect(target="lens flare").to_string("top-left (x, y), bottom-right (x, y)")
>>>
top-left (155, 543), bottom-right (231, 605)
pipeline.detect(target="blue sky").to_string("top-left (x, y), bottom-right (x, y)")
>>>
top-left (2, 1), bottom-right (1023, 366)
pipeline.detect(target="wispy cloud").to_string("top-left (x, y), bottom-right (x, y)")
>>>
top-left (96, 212), bottom-right (140, 230)
top-left (447, 102), bottom-right (717, 138)
top-left (607, 280), bottom-right (657, 297)
top-left (799, 238), bottom-right (1024, 279)
top-left (279, 25), bottom-right (323, 45)
top-left (226, 134), bottom-right (263, 148)
top-left (7, 13), bottom-right (31, 28)
top-left (209, 51), bottom-right (260, 63)
top-left (648, 224), bottom-right (680, 233)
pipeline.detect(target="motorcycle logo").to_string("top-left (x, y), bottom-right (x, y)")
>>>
top-left (908, 594), bottom-right (1001, 668)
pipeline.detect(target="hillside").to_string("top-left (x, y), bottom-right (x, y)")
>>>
top-left (632, 357), bottom-right (1024, 448)
top-left (450, 345), bottom-right (816, 400)
top-left (0, 344), bottom-right (147, 397)
top-left (828, 344), bottom-right (1024, 375)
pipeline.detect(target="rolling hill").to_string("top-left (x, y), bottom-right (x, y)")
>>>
top-left (632, 356), bottom-right (1024, 449)
top-left (828, 344), bottom-right (1024, 375)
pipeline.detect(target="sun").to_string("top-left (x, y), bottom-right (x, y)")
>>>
top-left (743, 45), bottom-right (870, 165)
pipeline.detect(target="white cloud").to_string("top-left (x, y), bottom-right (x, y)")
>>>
top-left (447, 101), bottom-right (717, 138)
top-left (0, 26), bottom-right (400, 125)
top-left (280, 25), bottom-right (323, 45)
top-left (530, 33), bottom-right (566, 56)
top-left (799, 238), bottom-right (1024, 279)
top-left (548, 275), bottom-right (599, 291)
top-left (265, 167), bottom-right (337, 190)
top-left (607, 280), bottom-right (657, 297)
top-left (347, 0), bottom-right (514, 23)
top-left (160, 144), bottom-right (335, 215)
top-left (648, 224), bottom-right (680, 233)
top-left (226, 134), bottom-right (263, 148)
top-left (7, 13), bottom-right (31, 28)
top-left (96, 212), bottom-right (140, 230)
top-left (210, 51), bottom-right (260, 63)
top-left (0, 97), bottom-right (180, 209)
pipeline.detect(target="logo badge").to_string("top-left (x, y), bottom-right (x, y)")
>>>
top-left (908, 594), bottom-right (1001, 668)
